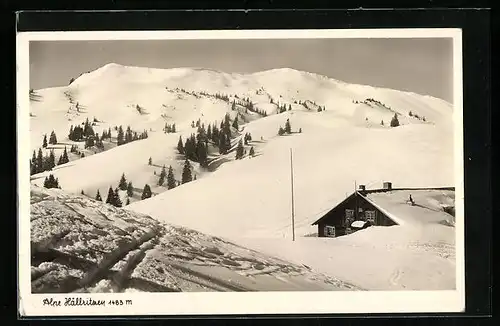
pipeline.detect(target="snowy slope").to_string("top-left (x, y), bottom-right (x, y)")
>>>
top-left (29, 63), bottom-right (455, 290)
top-left (31, 185), bottom-right (358, 293)
top-left (30, 63), bottom-right (453, 202)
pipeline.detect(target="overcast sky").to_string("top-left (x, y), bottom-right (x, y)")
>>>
top-left (29, 38), bottom-right (454, 102)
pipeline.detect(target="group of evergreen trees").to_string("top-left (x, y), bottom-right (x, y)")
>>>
top-left (164, 122), bottom-right (177, 133)
top-left (390, 113), bottom-right (400, 127)
top-left (43, 174), bottom-right (60, 189)
top-left (42, 131), bottom-right (58, 148)
top-left (98, 173), bottom-right (134, 207)
top-left (278, 118), bottom-right (293, 136)
top-left (177, 133), bottom-right (209, 168)
top-left (276, 103), bottom-right (292, 114)
top-left (157, 165), bottom-right (177, 189)
top-left (117, 125), bottom-right (148, 146)
top-left (30, 146), bottom-right (71, 175)
top-left (408, 111), bottom-right (426, 122)
top-left (317, 106), bottom-right (326, 112)
top-left (68, 118), bottom-right (96, 141)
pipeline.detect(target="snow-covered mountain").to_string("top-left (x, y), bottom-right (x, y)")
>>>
top-left (28, 63), bottom-right (455, 290)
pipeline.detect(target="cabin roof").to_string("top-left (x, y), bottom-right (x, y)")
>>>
top-left (311, 187), bottom-right (455, 226)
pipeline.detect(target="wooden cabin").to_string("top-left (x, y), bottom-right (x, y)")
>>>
top-left (312, 182), bottom-right (455, 238)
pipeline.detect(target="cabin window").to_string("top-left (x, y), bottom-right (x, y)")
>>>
top-left (365, 210), bottom-right (376, 223)
top-left (345, 209), bottom-right (354, 218)
top-left (324, 226), bottom-right (336, 237)
top-left (345, 227), bottom-right (352, 235)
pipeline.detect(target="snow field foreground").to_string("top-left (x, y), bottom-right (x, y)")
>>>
top-left (30, 185), bottom-right (359, 293)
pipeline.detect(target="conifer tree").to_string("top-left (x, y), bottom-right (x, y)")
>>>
top-left (36, 148), bottom-right (44, 173)
top-left (114, 188), bottom-right (122, 207)
top-left (181, 159), bottom-right (193, 184)
top-left (126, 198), bottom-right (130, 205)
top-left (62, 146), bottom-right (69, 164)
top-left (127, 181), bottom-right (134, 197)
top-left (409, 111), bottom-right (413, 117)
top-left (167, 166), bottom-right (176, 189)
top-left (118, 173), bottom-right (128, 190)
top-left (117, 126), bottom-right (124, 145)
top-left (42, 134), bottom-right (48, 148)
top-left (31, 150), bottom-right (37, 173)
top-left (249, 146), bottom-right (255, 157)
top-left (81, 190), bottom-right (85, 195)
top-left (172, 123), bottom-right (176, 133)
top-left (68, 126), bottom-right (74, 139)
top-left (285, 119), bottom-right (292, 134)
top-left (196, 139), bottom-right (208, 168)
top-left (148, 157), bottom-right (152, 165)
top-left (48, 150), bottom-right (56, 170)
top-left (232, 116), bottom-right (239, 130)
top-left (106, 186), bottom-right (115, 205)
top-left (141, 184), bottom-right (152, 200)
top-left (49, 131), bottom-right (58, 144)
top-left (299, 127), bottom-right (302, 133)
top-left (381, 120), bottom-right (384, 126)
top-left (207, 124), bottom-right (212, 140)
top-left (158, 166), bottom-right (166, 186)
top-left (390, 113), bottom-right (400, 127)
top-left (278, 126), bottom-right (285, 136)
top-left (177, 136), bottom-right (184, 154)
top-left (95, 189), bottom-right (102, 201)
top-left (235, 139), bottom-right (244, 160)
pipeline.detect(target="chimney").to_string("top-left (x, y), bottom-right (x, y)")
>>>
top-left (358, 184), bottom-right (366, 192)
top-left (383, 182), bottom-right (392, 191)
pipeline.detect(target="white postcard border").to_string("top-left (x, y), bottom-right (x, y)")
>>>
top-left (17, 28), bottom-right (465, 316)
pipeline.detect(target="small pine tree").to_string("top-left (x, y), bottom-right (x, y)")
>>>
top-left (285, 119), bottom-right (292, 134)
top-left (126, 198), bottom-right (130, 205)
top-left (49, 131), bottom-right (58, 144)
top-left (95, 189), bottom-right (102, 201)
top-left (114, 188), bottom-right (122, 207)
top-left (235, 139), bottom-right (244, 160)
top-left (177, 136), bottom-right (184, 154)
top-left (381, 120), bottom-right (384, 126)
top-left (299, 128), bottom-right (302, 133)
top-left (232, 116), bottom-right (239, 130)
top-left (42, 134), bottom-right (48, 148)
top-left (181, 159), bottom-right (193, 184)
top-left (148, 157), bottom-right (152, 165)
top-left (118, 173), bottom-right (128, 190)
top-left (249, 146), bottom-right (255, 157)
top-left (278, 126), bottom-right (285, 136)
top-left (390, 113), bottom-right (400, 127)
top-left (409, 111), bottom-right (413, 117)
top-left (167, 166), bottom-right (176, 189)
top-left (141, 184), bottom-right (152, 200)
top-left (106, 186), bottom-right (115, 205)
top-left (62, 146), bottom-right (69, 164)
top-left (81, 190), bottom-right (85, 195)
top-left (158, 166), bottom-right (166, 186)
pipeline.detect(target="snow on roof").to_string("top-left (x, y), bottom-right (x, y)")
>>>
top-left (351, 220), bottom-right (368, 229)
top-left (363, 189), bottom-right (455, 226)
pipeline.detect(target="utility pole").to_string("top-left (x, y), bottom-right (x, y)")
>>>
top-left (290, 148), bottom-right (295, 242)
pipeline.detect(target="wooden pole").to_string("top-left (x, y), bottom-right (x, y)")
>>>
top-left (290, 148), bottom-right (295, 242)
